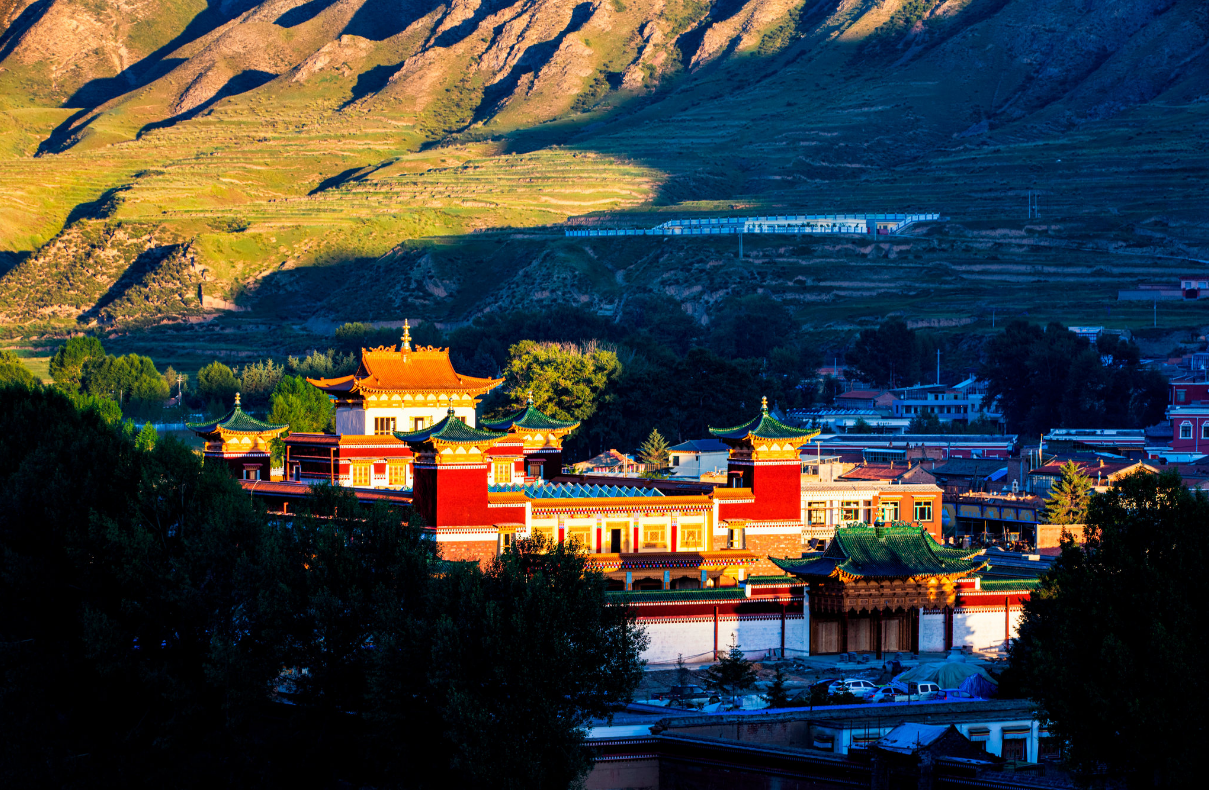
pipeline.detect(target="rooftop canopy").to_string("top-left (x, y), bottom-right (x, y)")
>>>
top-left (709, 397), bottom-right (820, 443)
top-left (488, 482), bottom-right (664, 499)
top-left (771, 525), bottom-right (985, 581)
top-left (186, 393), bottom-right (288, 437)
top-left (308, 323), bottom-right (502, 397)
top-left (394, 413), bottom-right (506, 445)
top-left (481, 402), bottom-right (580, 433)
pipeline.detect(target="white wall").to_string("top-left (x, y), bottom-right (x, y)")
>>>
top-left (953, 607), bottom-right (1022, 651)
top-left (639, 615), bottom-right (806, 665)
top-left (336, 406), bottom-right (366, 435)
top-left (336, 405), bottom-right (478, 436)
top-left (669, 451), bottom-right (728, 479)
top-left (919, 609), bottom-right (946, 652)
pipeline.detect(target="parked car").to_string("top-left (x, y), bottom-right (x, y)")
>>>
top-left (827, 678), bottom-right (878, 697)
top-left (869, 682), bottom-right (943, 703)
top-left (938, 688), bottom-right (980, 701)
top-left (653, 684), bottom-right (710, 703)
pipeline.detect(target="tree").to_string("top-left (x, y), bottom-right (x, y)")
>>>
top-left (498, 340), bottom-right (622, 424)
top-left (1043, 460), bottom-right (1092, 524)
top-left (0, 350), bottom-right (39, 390)
top-left (675, 653), bottom-right (691, 687)
top-left (762, 666), bottom-right (792, 708)
top-left (135, 421), bottom-right (157, 451)
top-left (48, 335), bottom-right (105, 392)
top-left (195, 360), bottom-right (240, 404)
top-left (709, 294), bottom-right (798, 359)
top-left (367, 533), bottom-right (648, 789)
top-left (1008, 472), bottom-right (1209, 787)
top-left (701, 637), bottom-right (757, 704)
top-left (638, 428), bottom-right (670, 473)
top-left (268, 375), bottom-right (334, 433)
top-left (239, 359), bottom-right (284, 405)
top-left (846, 317), bottom-right (935, 388)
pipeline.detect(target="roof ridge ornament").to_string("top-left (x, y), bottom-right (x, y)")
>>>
top-left (761, 395), bottom-right (768, 414)
top-left (401, 319), bottom-right (412, 353)
top-left (234, 392), bottom-right (241, 408)
top-left (527, 389), bottom-right (533, 406)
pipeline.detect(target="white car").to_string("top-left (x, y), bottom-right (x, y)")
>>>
top-left (828, 678), bottom-right (878, 697)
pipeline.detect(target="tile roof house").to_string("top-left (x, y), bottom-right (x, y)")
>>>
top-left (837, 462), bottom-right (936, 485)
top-left (573, 449), bottom-right (645, 476)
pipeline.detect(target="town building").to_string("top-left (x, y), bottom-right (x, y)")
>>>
top-left (1043, 428), bottom-right (1148, 460)
top-left (837, 462), bottom-right (936, 486)
top-left (1164, 374), bottom-right (1209, 461)
top-left (574, 449), bottom-right (645, 476)
top-left (816, 434), bottom-right (1016, 462)
top-left (186, 393), bottom-right (287, 480)
top-left (667, 438), bottom-right (729, 479)
top-left (947, 492), bottom-right (1044, 546)
top-left (929, 458), bottom-right (1024, 496)
top-left (800, 482), bottom-right (943, 544)
top-left (1027, 457), bottom-right (1158, 496)
top-left (835, 389), bottom-right (898, 410)
top-left (787, 407), bottom-right (910, 434)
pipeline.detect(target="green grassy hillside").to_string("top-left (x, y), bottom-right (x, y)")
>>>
top-left (1, 0), bottom-right (1207, 350)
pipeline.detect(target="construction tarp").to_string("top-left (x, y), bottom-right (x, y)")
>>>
top-left (893, 662), bottom-right (998, 698)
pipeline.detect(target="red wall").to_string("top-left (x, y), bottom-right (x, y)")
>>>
top-left (719, 461), bottom-right (801, 522)
top-left (416, 464), bottom-right (493, 527)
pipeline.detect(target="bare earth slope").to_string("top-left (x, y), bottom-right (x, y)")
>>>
top-left (0, 0), bottom-right (1207, 335)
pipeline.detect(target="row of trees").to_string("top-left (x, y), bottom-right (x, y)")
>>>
top-left (0, 381), bottom-right (646, 788)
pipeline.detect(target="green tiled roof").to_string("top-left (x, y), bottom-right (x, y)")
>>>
top-left (747, 574), bottom-right (806, 586)
top-left (489, 482), bottom-right (662, 498)
top-left (770, 526), bottom-right (986, 580)
top-left (976, 578), bottom-right (1041, 592)
top-left (481, 404), bottom-right (579, 432)
top-left (187, 399), bottom-right (287, 435)
top-left (709, 404), bottom-right (819, 442)
top-left (606, 588), bottom-right (748, 603)
top-left (394, 414), bottom-right (505, 444)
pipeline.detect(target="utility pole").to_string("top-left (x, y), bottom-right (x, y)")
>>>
top-left (936, 349), bottom-right (941, 386)
top-left (992, 307), bottom-right (996, 328)
top-left (1154, 300), bottom-right (1157, 328)
top-left (739, 230), bottom-right (743, 259)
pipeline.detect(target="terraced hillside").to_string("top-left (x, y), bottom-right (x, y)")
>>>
top-left (1, 0), bottom-right (1207, 339)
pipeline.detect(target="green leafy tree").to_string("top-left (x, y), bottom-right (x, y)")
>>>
top-left (269, 375), bottom-right (334, 433)
top-left (367, 532), bottom-right (648, 789)
top-left (762, 666), bottom-right (792, 708)
top-left (1008, 472), bottom-right (1209, 787)
top-left (498, 340), bottom-right (622, 423)
top-left (48, 335), bottom-right (105, 392)
top-left (849, 417), bottom-right (876, 434)
top-left (675, 653), bottom-right (691, 686)
top-left (1044, 460), bottom-right (1092, 524)
top-left (0, 350), bottom-right (39, 389)
top-left (239, 359), bottom-right (285, 405)
top-left (638, 428), bottom-right (670, 473)
top-left (195, 360), bottom-right (240, 403)
top-left (709, 294), bottom-right (798, 359)
top-left (135, 421), bottom-right (157, 451)
top-left (701, 637), bottom-right (757, 704)
top-left (846, 317), bottom-right (936, 388)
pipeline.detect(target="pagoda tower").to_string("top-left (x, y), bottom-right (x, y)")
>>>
top-left (480, 393), bottom-right (580, 481)
top-left (307, 320), bottom-right (503, 435)
top-left (709, 398), bottom-right (820, 571)
top-left (187, 393), bottom-right (288, 480)
top-left (394, 409), bottom-right (508, 528)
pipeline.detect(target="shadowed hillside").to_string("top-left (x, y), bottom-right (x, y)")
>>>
top-left (1, 0), bottom-right (1207, 336)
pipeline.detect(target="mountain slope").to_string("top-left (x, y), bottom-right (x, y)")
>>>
top-left (0, 0), bottom-right (1207, 334)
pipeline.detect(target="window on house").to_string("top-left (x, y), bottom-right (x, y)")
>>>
top-left (1002, 737), bottom-right (1027, 762)
top-left (672, 455), bottom-right (680, 466)
top-left (566, 526), bottom-right (591, 548)
top-left (532, 525), bottom-right (555, 543)
top-left (388, 463), bottom-right (407, 487)
top-left (679, 525), bottom-right (702, 549)
top-left (642, 526), bottom-right (667, 550)
top-left (499, 532), bottom-right (514, 555)
top-left (840, 501), bottom-right (861, 522)
top-left (412, 416), bottom-right (427, 431)
top-left (352, 464), bottom-right (370, 487)
top-left (915, 500), bottom-right (934, 522)
top-left (526, 462), bottom-right (542, 478)
top-left (808, 502), bottom-right (827, 524)
top-left (1202, 423), bottom-right (1209, 440)
top-left (493, 460), bottom-right (512, 485)
top-left (243, 467), bottom-right (261, 480)
top-left (726, 527), bottom-right (745, 550)
top-left (1039, 736), bottom-right (1063, 763)
top-left (373, 417), bottom-right (396, 435)
top-left (1177, 389), bottom-right (1187, 403)
top-left (1181, 422), bottom-right (1193, 440)
top-left (879, 501), bottom-right (900, 522)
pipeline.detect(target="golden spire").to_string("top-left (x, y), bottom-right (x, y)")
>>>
top-left (527, 389), bottom-right (533, 406)
top-left (401, 319), bottom-right (412, 352)
top-left (235, 392), bottom-right (241, 408)
top-left (761, 395), bottom-right (768, 414)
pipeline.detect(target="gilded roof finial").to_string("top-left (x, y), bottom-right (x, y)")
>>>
top-left (761, 395), bottom-right (768, 414)
top-left (527, 389), bottom-right (533, 406)
top-left (446, 395), bottom-right (455, 417)
top-left (235, 392), bottom-right (241, 408)
top-left (401, 319), bottom-right (412, 352)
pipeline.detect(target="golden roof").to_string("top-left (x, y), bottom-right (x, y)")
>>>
top-left (309, 345), bottom-right (503, 397)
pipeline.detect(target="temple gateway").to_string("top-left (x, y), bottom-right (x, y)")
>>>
top-left (197, 325), bottom-right (1045, 664)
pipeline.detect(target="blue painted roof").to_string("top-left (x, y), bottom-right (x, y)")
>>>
top-left (488, 482), bottom-right (664, 499)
